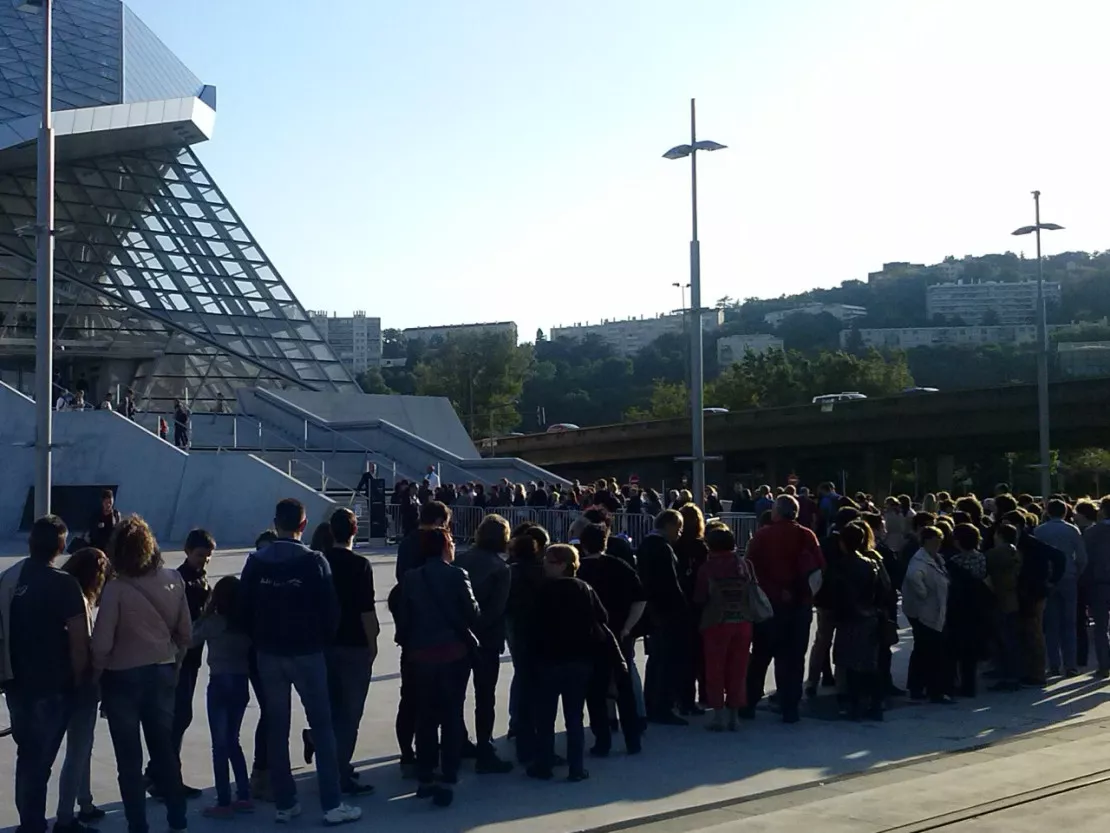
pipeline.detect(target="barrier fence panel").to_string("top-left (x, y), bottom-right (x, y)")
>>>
top-left (383, 503), bottom-right (757, 549)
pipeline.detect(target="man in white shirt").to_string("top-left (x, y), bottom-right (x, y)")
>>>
top-left (426, 465), bottom-right (440, 491)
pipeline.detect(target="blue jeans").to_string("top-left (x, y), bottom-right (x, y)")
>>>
top-left (627, 639), bottom-right (646, 718)
top-left (535, 660), bottom-right (591, 776)
top-left (6, 687), bottom-right (72, 833)
top-left (1045, 576), bottom-right (1079, 671)
top-left (257, 651), bottom-right (342, 812)
top-left (57, 682), bottom-right (99, 823)
top-left (207, 673), bottom-right (251, 806)
top-left (102, 664), bottom-right (187, 833)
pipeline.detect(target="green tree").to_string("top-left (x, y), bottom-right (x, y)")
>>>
top-left (412, 333), bottom-right (532, 436)
top-left (381, 328), bottom-right (406, 359)
top-left (624, 379), bottom-right (688, 421)
top-left (355, 367), bottom-right (391, 394)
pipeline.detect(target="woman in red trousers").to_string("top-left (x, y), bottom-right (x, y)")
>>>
top-left (694, 524), bottom-right (756, 731)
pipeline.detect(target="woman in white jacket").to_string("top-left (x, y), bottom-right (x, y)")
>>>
top-left (901, 527), bottom-right (953, 704)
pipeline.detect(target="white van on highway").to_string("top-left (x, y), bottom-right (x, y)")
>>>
top-left (812, 392), bottom-right (867, 405)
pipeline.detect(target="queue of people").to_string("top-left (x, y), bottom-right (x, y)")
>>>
top-left (4, 480), bottom-right (1110, 831)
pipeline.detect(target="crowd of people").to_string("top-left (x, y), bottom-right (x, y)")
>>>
top-left (2, 477), bottom-right (1108, 831)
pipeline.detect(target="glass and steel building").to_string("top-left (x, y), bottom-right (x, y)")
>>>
top-left (0, 0), bottom-right (356, 411)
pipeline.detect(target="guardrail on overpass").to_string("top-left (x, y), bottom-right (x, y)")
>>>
top-left (492, 377), bottom-right (1110, 468)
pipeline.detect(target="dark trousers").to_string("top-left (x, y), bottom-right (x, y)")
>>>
top-left (845, 669), bottom-right (882, 715)
top-left (471, 642), bottom-right (502, 752)
top-left (535, 659), bottom-right (591, 776)
top-left (248, 649), bottom-right (268, 771)
top-left (207, 673), bottom-right (251, 806)
top-left (6, 687), bottom-right (72, 833)
top-left (1090, 585), bottom-right (1110, 672)
top-left (325, 645), bottom-right (374, 782)
top-left (586, 641), bottom-right (641, 753)
top-left (644, 620), bottom-right (684, 718)
top-left (511, 648), bottom-right (538, 764)
top-left (907, 618), bottom-right (948, 699)
top-left (746, 605), bottom-right (813, 717)
top-left (949, 627), bottom-right (981, 696)
top-left (1077, 582), bottom-right (1090, 667)
top-left (396, 657), bottom-right (417, 761)
top-left (678, 617), bottom-right (705, 709)
top-left (411, 658), bottom-right (471, 784)
top-left (993, 609), bottom-right (1022, 684)
top-left (102, 665), bottom-right (187, 833)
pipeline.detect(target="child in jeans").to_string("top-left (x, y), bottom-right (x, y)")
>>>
top-left (194, 576), bottom-right (254, 818)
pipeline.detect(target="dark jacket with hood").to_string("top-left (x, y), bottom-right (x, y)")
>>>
top-left (239, 538), bottom-right (339, 656)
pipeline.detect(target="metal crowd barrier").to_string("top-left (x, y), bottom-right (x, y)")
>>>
top-left (382, 503), bottom-right (756, 548)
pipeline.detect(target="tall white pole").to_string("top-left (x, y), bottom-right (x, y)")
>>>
top-left (688, 98), bottom-right (706, 510)
top-left (34, 0), bottom-right (55, 518)
top-left (1033, 190), bottom-right (1051, 499)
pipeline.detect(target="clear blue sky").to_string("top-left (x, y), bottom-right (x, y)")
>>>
top-left (129, 0), bottom-right (1109, 342)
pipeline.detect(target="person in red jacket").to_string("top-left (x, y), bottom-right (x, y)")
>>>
top-left (742, 495), bottom-right (825, 723)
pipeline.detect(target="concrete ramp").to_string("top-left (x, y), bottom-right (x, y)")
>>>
top-left (237, 387), bottom-right (569, 488)
top-left (268, 389), bottom-right (478, 458)
top-left (0, 382), bottom-right (334, 548)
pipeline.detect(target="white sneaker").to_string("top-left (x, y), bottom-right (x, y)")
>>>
top-left (275, 803), bottom-right (302, 823)
top-left (323, 804), bottom-right (362, 826)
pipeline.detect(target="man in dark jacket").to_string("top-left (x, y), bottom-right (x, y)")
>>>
top-left (393, 499), bottom-right (450, 772)
top-left (454, 514), bottom-right (513, 773)
top-left (86, 489), bottom-right (120, 552)
top-left (239, 499), bottom-right (359, 825)
top-left (636, 509), bottom-right (688, 725)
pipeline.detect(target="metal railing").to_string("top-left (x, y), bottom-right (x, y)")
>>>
top-left (382, 504), bottom-right (757, 547)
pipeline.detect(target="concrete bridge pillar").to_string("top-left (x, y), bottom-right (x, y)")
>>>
top-left (936, 454), bottom-right (956, 494)
top-left (863, 448), bottom-right (892, 498)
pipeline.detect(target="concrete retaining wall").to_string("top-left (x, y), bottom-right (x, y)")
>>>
top-left (0, 382), bottom-right (334, 548)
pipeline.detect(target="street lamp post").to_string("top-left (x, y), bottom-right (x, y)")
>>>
top-left (1012, 190), bottom-right (1064, 499)
top-left (21, 0), bottom-right (55, 517)
top-left (672, 281), bottom-right (690, 313)
top-left (663, 99), bottom-right (726, 509)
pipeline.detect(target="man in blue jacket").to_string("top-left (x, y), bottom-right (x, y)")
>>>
top-left (239, 499), bottom-right (360, 826)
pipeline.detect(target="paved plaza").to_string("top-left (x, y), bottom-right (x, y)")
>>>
top-left (3, 547), bottom-right (1110, 832)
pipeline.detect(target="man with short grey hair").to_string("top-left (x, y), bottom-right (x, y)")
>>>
top-left (775, 495), bottom-right (799, 520)
top-left (743, 493), bottom-right (824, 723)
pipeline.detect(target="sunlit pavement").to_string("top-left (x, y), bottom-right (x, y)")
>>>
top-left (3, 547), bottom-right (1110, 833)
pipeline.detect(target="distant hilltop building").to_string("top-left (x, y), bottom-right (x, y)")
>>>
top-left (840, 324), bottom-right (1067, 350)
top-left (308, 311), bottom-right (382, 374)
top-left (551, 309), bottom-right (724, 357)
top-left (763, 303), bottom-right (867, 329)
top-left (867, 262), bottom-right (927, 284)
top-left (401, 321), bottom-right (518, 345)
top-left (925, 280), bottom-right (1060, 325)
top-left (717, 333), bottom-right (783, 365)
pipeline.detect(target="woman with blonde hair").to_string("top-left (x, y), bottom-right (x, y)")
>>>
top-left (92, 516), bottom-right (192, 833)
top-left (55, 548), bottom-right (112, 832)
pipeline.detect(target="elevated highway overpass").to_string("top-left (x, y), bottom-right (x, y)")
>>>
top-left (492, 378), bottom-right (1110, 493)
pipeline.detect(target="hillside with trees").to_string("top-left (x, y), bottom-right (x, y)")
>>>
top-left (356, 250), bottom-right (1110, 436)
